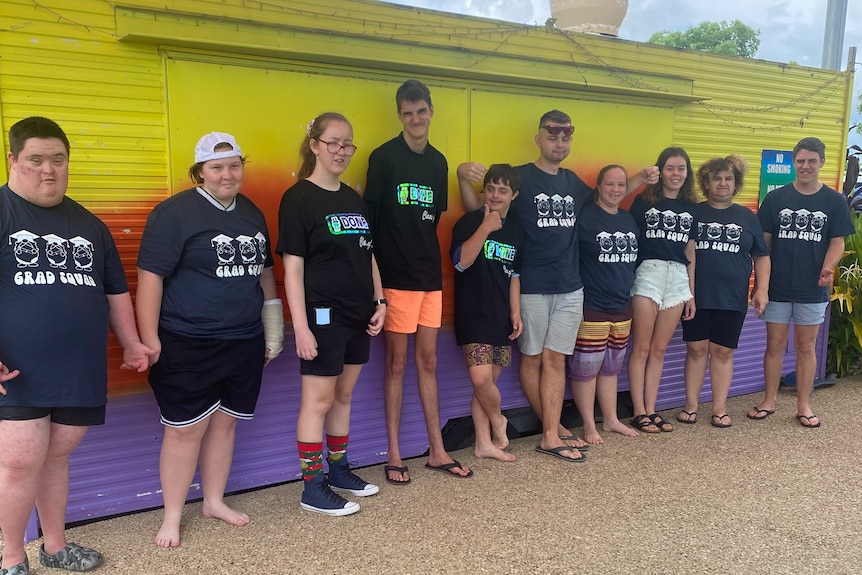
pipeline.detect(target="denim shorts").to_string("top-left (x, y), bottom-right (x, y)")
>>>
top-left (631, 259), bottom-right (692, 310)
top-left (762, 301), bottom-right (828, 326)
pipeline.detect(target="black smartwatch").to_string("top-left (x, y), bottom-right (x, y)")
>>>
top-left (373, 298), bottom-right (388, 307)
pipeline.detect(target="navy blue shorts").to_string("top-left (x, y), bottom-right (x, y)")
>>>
top-left (0, 405), bottom-right (105, 426)
top-left (681, 308), bottom-right (746, 349)
top-left (149, 328), bottom-right (265, 427)
top-left (301, 324), bottom-right (370, 376)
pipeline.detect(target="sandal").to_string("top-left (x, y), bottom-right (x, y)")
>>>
top-left (796, 414), bottom-right (821, 428)
top-left (648, 413), bottom-right (673, 432)
top-left (630, 414), bottom-right (660, 434)
top-left (676, 409), bottom-right (697, 424)
top-left (710, 414), bottom-right (732, 428)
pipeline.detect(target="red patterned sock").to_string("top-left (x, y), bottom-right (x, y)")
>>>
top-left (298, 441), bottom-right (323, 481)
top-left (326, 434), bottom-right (349, 464)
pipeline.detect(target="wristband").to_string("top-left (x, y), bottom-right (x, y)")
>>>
top-left (262, 299), bottom-right (284, 360)
top-left (373, 298), bottom-right (388, 307)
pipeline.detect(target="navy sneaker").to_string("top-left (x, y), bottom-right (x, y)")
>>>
top-left (300, 476), bottom-right (360, 517)
top-left (328, 461), bottom-right (380, 497)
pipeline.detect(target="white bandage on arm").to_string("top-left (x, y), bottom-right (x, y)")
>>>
top-left (262, 299), bottom-right (284, 360)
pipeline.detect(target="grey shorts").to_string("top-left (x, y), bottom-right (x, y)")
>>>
top-left (631, 259), bottom-right (692, 310)
top-left (519, 289), bottom-right (584, 356)
top-left (762, 301), bottom-right (828, 326)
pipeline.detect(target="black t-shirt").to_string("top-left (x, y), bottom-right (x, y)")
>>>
top-left (578, 202), bottom-right (639, 313)
top-left (364, 134), bottom-right (448, 291)
top-left (0, 184), bottom-right (128, 407)
top-left (451, 209), bottom-right (525, 346)
top-left (277, 179), bottom-right (374, 329)
top-left (759, 183), bottom-right (855, 303)
top-left (694, 202), bottom-right (769, 313)
top-left (137, 188), bottom-right (274, 339)
top-left (509, 163), bottom-right (593, 294)
top-left (630, 194), bottom-right (698, 265)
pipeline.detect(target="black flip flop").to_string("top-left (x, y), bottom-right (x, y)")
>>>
top-left (384, 465), bottom-right (411, 486)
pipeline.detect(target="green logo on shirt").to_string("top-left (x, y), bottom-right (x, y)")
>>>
top-left (397, 183), bottom-right (434, 207)
top-left (327, 213), bottom-right (369, 235)
top-left (483, 240), bottom-right (516, 263)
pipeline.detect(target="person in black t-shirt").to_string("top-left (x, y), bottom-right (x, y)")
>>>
top-left (366, 80), bottom-right (472, 484)
top-left (0, 117), bottom-right (154, 573)
top-left (749, 137), bottom-right (854, 428)
top-left (567, 165), bottom-right (640, 444)
top-left (278, 113), bottom-right (385, 516)
top-left (627, 147), bottom-right (698, 434)
top-left (137, 132), bottom-right (283, 547)
top-left (451, 164), bottom-right (524, 462)
top-left (679, 155), bottom-right (770, 429)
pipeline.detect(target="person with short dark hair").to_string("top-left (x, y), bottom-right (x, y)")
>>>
top-left (451, 164), bottom-right (524, 462)
top-left (278, 113), bottom-right (385, 516)
top-left (678, 155), bottom-right (770, 428)
top-left (0, 116), bottom-right (154, 574)
top-left (136, 131), bottom-right (283, 547)
top-left (749, 137), bottom-right (854, 428)
top-left (366, 79), bottom-right (472, 485)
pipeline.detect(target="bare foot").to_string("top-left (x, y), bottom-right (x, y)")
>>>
top-left (560, 434), bottom-right (588, 450)
top-left (491, 414), bottom-right (510, 450)
top-left (475, 443), bottom-right (516, 462)
top-left (603, 419), bottom-right (639, 438)
top-left (202, 500), bottom-right (250, 526)
top-left (583, 427), bottom-right (604, 445)
top-left (154, 520), bottom-right (181, 548)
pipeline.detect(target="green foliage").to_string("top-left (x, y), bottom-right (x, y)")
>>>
top-left (648, 20), bottom-right (760, 58)
top-left (828, 213), bottom-right (862, 376)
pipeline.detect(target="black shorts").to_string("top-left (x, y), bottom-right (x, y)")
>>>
top-left (681, 308), bottom-right (746, 349)
top-left (301, 324), bottom-right (370, 376)
top-left (149, 329), bottom-right (265, 428)
top-left (0, 405), bottom-right (106, 426)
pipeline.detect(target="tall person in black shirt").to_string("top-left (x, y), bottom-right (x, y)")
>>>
top-left (366, 80), bottom-right (472, 484)
top-left (749, 137), bottom-right (854, 428)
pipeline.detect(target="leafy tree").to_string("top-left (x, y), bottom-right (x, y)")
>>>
top-left (649, 20), bottom-right (760, 58)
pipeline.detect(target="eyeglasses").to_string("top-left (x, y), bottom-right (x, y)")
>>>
top-left (540, 125), bottom-right (575, 136)
top-left (317, 139), bottom-right (357, 156)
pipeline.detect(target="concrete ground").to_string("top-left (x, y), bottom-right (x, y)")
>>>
top-left (7, 378), bottom-right (862, 575)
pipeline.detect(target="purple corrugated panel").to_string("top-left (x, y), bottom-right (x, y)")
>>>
top-left (51, 312), bottom-right (822, 536)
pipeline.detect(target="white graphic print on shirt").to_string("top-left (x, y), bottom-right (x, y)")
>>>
top-left (777, 208), bottom-right (827, 241)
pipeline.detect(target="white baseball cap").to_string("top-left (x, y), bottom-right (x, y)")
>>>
top-left (194, 132), bottom-right (243, 163)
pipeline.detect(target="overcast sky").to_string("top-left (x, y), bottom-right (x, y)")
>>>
top-left (388, 0), bottom-right (862, 137)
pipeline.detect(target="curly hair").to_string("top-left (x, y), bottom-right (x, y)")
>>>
top-left (696, 154), bottom-right (749, 198)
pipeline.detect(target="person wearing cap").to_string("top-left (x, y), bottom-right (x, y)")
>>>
top-left (458, 111), bottom-right (658, 462)
top-left (0, 116), bottom-right (155, 574)
top-left (136, 131), bottom-right (283, 547)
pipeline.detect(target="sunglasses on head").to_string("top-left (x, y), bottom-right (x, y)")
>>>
top-left (540, 124), bottom-right (574, 136)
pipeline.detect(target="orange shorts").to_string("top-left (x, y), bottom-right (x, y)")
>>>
top-left (383, 288), bottom-right (442, 333)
